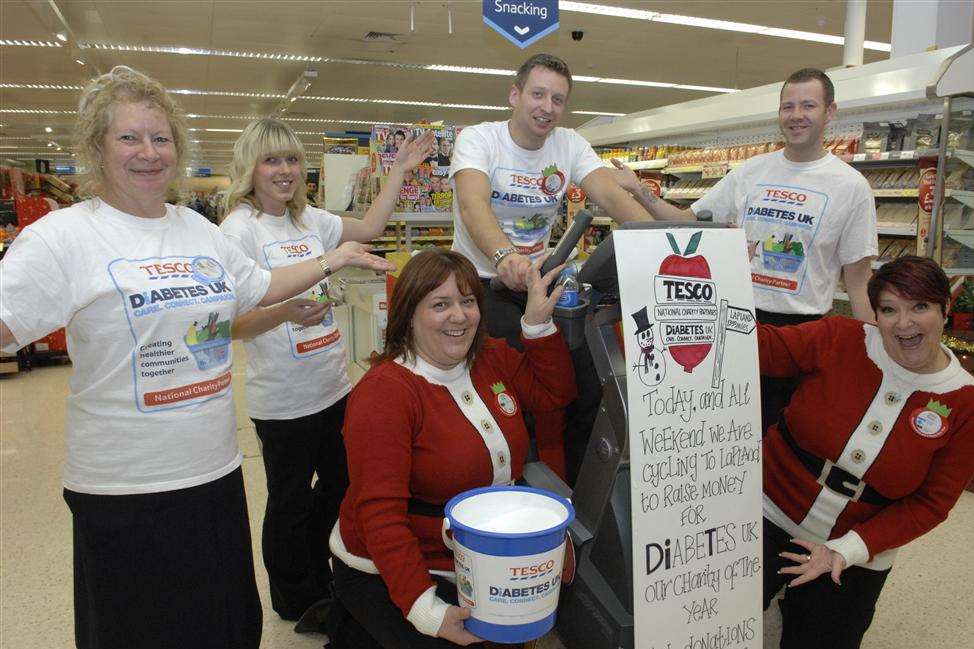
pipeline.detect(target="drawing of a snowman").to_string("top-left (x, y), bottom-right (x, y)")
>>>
top-left (631, 306), bottom-right (665, 386)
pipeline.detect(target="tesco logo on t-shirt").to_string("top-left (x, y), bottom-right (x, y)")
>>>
top-left (763, 188), bottom-right (807, 204)
top-left (138, 262), bottom-right (193, 276)
top-left (281, 243), bottom-right (312, 258)
top-left (507, 173), bottom-right (544, 189)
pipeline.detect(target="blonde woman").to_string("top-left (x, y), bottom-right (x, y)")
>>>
top-left (220, 118), bottom-right (433, 622)
top-left (0, 67), bottom-right (393, 649)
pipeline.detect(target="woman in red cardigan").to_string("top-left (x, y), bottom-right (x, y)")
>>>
top-left (761, 256), bottom-right (974, 649)
top-left (330, 250), bottom-right (576, 648)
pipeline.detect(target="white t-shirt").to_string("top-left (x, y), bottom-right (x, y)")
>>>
top-left (220, 205), bottom-right (352, 420)
top-left (0, 200), bottom-right (271, 494)
top-left (692, 150), bottom-right (877, 315)
top-left (449, 121), bottom-right (603, 277)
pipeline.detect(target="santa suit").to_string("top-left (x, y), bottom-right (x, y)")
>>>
top-left (760, 316), bottom-right (974, 570)
top-left (331, 325), bottom-right (575, 638)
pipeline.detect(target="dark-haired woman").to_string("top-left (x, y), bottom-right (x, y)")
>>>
top-left (760, 255), bottom-right (974, 649)
top-left (329, 250), bottom-right (576, 648)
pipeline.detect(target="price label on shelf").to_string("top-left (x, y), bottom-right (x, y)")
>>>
top-left (701, 162), bottom-right (729, 179)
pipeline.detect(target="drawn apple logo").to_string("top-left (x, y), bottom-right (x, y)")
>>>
top-left (541, 164), bottom-right (565, 196)
top-left (661, 231), bottom-right (712, 373)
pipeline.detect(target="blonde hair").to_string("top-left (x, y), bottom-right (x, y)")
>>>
top-left (223, 118), bottom-right (308, 226)
top-left (74, 65), bottom-right (190, 199)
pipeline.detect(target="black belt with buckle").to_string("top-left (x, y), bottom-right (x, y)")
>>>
top-left (777, 417), bottom-right (893, 506)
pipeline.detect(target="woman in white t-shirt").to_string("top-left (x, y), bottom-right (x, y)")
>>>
top-left (220, 117), bottom-right (434, 622)
top-left (0, 67), bottom-right (393, 649)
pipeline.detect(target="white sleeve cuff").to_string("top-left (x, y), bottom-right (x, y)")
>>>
top-left (520, 316), bottom-right (557, 339)
top-left (405, 585), bottom-right (451, 637)
top-left (825, 530), bottom-right (870, 568)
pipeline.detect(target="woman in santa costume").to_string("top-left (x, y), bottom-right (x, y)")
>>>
top-left (761, 255), bottom-right (974, 649)
top-left (329, 249), bottom-right (576, 648)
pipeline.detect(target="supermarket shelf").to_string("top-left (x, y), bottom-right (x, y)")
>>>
top-left (663, 191), bottom-right (706, 200)
top-left (952, 189), bottom-right (974, 209)
top-left (877, 223), bottom-right (917, 236)
top-left (873, 188), bottom-right (918, 198)
top-left (945, 229), bottom-right (974, 248)
top-left (410, 235), bottom-right (454, 241)
top-left (953, 149), bottom-right (974, 169)
top-left (372, 237), bottom-right (398, 242)
top-left (663, 161), bottom-right (744, 175)
top-left (591, 217), bottom-right (613, 226)
top-left (623, 159), bottom-right (668, 170)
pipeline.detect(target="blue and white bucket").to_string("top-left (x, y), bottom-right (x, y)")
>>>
top-left (442, 485), bottom-right (575, 643)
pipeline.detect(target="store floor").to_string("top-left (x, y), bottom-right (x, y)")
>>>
top-left (2, 345), bottom-right (972, 648)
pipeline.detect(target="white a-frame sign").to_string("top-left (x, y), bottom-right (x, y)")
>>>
top-left (616, 227), bottom-right (763, 649)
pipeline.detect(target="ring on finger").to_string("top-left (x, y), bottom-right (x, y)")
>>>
top-left (802, 554), bottom-right (811, 563)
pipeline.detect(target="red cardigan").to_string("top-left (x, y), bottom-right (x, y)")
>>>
top-left (337, 332), bottom-right (576, 617)
top-left (760, 316), bottom-right (974, 567)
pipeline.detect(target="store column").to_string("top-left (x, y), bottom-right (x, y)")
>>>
top-left (890, 0), bottom-right (974, 59)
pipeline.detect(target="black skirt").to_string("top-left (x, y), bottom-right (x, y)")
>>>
top-left (63, 467), bottom-right (262, 649)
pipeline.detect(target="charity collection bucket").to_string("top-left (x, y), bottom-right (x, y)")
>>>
top-left (442, 485), bottom-right (575, 643)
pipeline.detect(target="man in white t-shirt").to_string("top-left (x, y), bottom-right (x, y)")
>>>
top-left (615, 68), bottom-right (878, 433)
top-left (450, 53), bottom-right (653, 484)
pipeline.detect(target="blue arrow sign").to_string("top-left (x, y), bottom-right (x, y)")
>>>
top-left (483, 0), bottom-right (559, 49)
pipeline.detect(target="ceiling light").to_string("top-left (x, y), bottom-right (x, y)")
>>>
top-left (0, 109), bottom-right (77, 115)
top-left (83, 42), bottom-right (323, 62)
top-left (55, 32), bottom-right (68, 42)
top-left (573, 110), bottom-right (627, 116)
top-left (75, 59), bottom-right (85, 66)
top-left (0, 39), bottom-right (62, 48)
top-left (559, 2), bottom-right (891, 51)
top-left (0, 83), bottom-right (83, 90)
top-left (45, 127), bottom-right (53, 133)
top-left (573, 75), bottom-right (601, 82)
top-left (674, 83), bottom-right (738, 93)
top-left (424, 64), bottom-right (514, 76)
top-left (598, 78), bottom-right (676, 88)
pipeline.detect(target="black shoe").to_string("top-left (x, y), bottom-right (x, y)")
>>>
top-left (294, 596), bottom-right (333, 635)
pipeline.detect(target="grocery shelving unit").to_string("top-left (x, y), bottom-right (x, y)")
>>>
top-left (578, 45), bottom-right (974, 305)
top-left (334, 211), bottom-right (455, 253)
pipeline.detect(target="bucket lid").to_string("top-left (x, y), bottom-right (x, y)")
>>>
top-left (445, 485), bottom-right (575, 539)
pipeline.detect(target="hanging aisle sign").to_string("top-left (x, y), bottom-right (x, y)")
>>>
top-left (616, 228), bottom-right (763, 649)
top-left (482, 0), bottom-right (559, 49)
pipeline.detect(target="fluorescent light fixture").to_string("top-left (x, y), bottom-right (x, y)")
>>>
top-left (674, 84), bottom-right (738, 93)
top-left (198, 128), bottom-right (244, 133)
top-left (598, 78), bottom-right (676, 88)
top-left (0, 39), bottom-right (62, 47)
top-left (573, 110), bottom-right (627, 116)
top-left (424, 64), bottom-right (514, 76)
top-left (559, 2), bottom-right (891, 51)
top-left (55, 32), bottom-right (68, 42)
top-left (75, 59), bottom-right (85, 66)
top-left (0, 108), bottom-right (76, 114)
top-left (45, 127), bottom-right (53, 133)
top-left (83, 42), bottom-right (322, 61)
top-left (0, 83), bottom-right (83, 90)
top-left (572, 75), bottom-right (601, 82)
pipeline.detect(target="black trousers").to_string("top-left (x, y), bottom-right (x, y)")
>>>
top-left (755, 310), bottom-right (822, 437)
top-left (482, 281), bottom-right (598, 486)
top-left (253, 396), bottom-right (349, 619)
top-left (331, 556), bottom-right (462, 649)
top-left (63, 467), bottom-right (262, 649)
top-left (763, 518), bottom-right (890, 649)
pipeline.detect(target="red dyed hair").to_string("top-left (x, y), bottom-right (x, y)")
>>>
top-left (868, 255), bottom-right (950, 316)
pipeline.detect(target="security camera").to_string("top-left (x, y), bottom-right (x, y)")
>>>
top-left (571, 30), bottom-right (584, 41)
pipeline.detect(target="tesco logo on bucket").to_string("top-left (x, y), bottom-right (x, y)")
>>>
top-left (509, 559), bottom-right (556, 579)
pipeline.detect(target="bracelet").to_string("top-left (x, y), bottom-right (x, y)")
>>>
top-left (315, 254), bottom-right (332, 278)
top-left (491, 246), bottom-right (517, 268)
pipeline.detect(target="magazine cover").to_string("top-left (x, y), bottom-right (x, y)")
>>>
top-left (370, 124), bottom-right (456, 212)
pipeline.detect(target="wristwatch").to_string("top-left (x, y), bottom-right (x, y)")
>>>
top-left (315, 254), bottom-right (333, 278)
top-left (491, 247), bottom-right (517, 268)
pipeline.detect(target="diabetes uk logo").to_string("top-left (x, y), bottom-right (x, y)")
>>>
top-left (630, 232), bottom-right (756, 388)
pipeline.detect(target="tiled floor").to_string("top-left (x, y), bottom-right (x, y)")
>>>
top-left (1, 347), bottom-right (972, 648)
